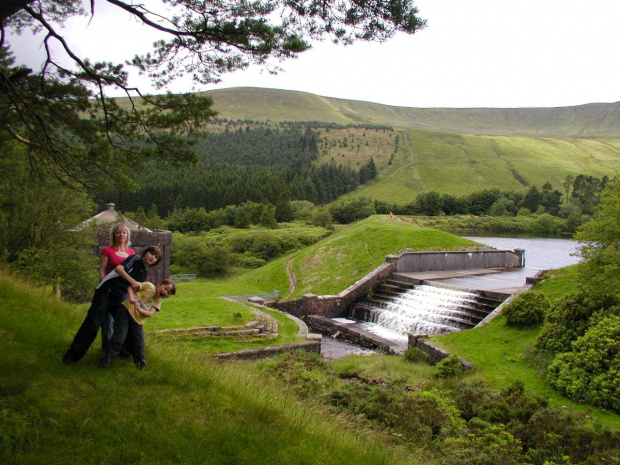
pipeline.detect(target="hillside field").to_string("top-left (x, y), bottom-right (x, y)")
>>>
top-left (110, 87), bottom-right (620, 204)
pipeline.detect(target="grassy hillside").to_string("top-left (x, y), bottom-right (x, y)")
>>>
top-left (205, 87), bottom-right (620, 137)
top-left (352, 130), bottom-right (620, 202)
top-left (203, 88), bottom-right (620, 200)
top-left (112, 87), bottom-right (620, 203)
top-left (225, 215), bottom-right (480, 301)
top-left (0, 270), bottom-right (418, 464)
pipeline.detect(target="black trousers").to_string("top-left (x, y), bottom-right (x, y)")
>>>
top-left (105, 305), bottom-right (146, 368)
top-left (66, 287), bottom-right (122, 362)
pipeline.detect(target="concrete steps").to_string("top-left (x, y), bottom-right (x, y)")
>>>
top-left (350, 273), bottom-right (507, 335)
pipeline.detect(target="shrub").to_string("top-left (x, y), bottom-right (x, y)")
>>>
top-left (266, 350), bottom-right (330, 397)
top-left (433, 355), bottom-right (463, 379)
top-left (503, 291), bottom-right (549, 327)
top-left (404, 347), bottom-right (431, 364)
top-left (535, 293), bottom-right (619, 356)
top-left (442, 424), bottom-right (523, 465)
top-left (250, 232), bottom-right (283, 260)
top-left (13, 232), bottom-right (98, 303)
top-left (546, 315), bottom-right (620, 412)
top-left (170, 234), bottom-right (230, 277)
top-left (229, 253), bottom-right (266, 268)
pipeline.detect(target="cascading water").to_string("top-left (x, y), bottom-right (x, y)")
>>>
top-left (355, 283), bottom-right (484, 340)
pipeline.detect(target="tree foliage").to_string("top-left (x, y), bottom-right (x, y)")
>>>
top-left (1, 0), bottom-right (425, 189)
top-left (576, 178), bottom-right (620, 293)
top-left (98, 124), bottom-right (378, 215)
top-left (534, 292), bottom-right (619, 356)
top-left (546, 315), bottom-right (620, 412)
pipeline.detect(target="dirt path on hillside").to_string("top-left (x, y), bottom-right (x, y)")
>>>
top-left (285, 258), bottom-right (296, 299)
top-left (397, 131), bottom-right (426, 191)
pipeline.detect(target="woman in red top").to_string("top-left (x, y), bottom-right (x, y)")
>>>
top-left (100, 223), bottom-right (135, 352)
top-left (100, 223), bottom-right (135, 279)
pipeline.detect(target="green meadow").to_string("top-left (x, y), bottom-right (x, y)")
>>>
top-left (350, 130), bottom-right (620, 203)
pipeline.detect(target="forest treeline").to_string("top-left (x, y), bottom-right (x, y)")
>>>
top-left (96, 122), bottom-right (379, 215)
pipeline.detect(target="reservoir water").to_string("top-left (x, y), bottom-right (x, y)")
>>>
top-left (439, 236), bottom-right (583, 291)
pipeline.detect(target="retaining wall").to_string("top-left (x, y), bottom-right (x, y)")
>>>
top-left (408, 333), bottom-right (473, 369)
top-left (307, 315), bottom-right (404, 354)
top-left (274, 249), bottom-right (524, 320)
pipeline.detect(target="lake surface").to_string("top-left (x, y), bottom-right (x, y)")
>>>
top-left (463, 236), bottom-right (583, 270)
top-left (436, 236), bottom-right (583, 291)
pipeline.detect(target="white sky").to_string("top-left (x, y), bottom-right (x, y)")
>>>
top-left (8, 0), bottom-right (620, 108)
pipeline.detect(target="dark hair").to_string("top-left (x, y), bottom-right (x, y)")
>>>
top-left (160, 278), bottom-right (177, 295)
top-left (143, 245), bottom-right (163, 266)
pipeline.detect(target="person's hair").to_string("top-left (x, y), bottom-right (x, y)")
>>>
top-left (110, 223), bottom-right (131, 247)
top-left (143, 245), bottom-right (163, 266)
top-left (160, 278), bottom-right (177, 295)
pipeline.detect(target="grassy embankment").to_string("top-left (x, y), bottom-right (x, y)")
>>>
top-left (3, 216), bottom-right (618, 464)
top-left (347, 130), bottom-right (620, 204)
top-left (0, 270), bottom-right (420, 464)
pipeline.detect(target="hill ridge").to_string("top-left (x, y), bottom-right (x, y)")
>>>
top-left (202, 87), bottom-right (620, 137)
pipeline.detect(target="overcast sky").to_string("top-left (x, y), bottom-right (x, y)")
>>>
top-left (9, 0), bottom-right (620, 108)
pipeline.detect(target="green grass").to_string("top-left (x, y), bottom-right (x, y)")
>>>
top-left (3, 217), bottom-right (620, 464)
top-left (0, 269), bottom-right (418, 464)
top-left (279, 215), bottom-right (479, 299)
top-left (347, 130), bottom-right (620, 201)
top-left (156, 304), bottom-right (304, 354)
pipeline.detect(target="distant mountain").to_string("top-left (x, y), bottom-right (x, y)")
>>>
top-left (204, 87), bottom-right (620, 137)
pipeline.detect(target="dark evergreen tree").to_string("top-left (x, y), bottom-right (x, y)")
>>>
top-left (523, 185), bottom-right (542, 213)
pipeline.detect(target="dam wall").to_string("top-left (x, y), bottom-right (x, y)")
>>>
top-left (273, 249), bottom-right (524, 319)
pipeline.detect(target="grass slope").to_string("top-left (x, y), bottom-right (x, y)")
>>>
top-left (345, 130), bottom-right (620, 202)
top-left (232, 215), bottom-right (481, 300)
top-left (0, 271), bottom-right (416, 464)
top-left (202, 88), bottom-right (620, 200)
top-left (3, 222), bottom-right (619, 465)
top-left (117, 87), bottom-right (620, 201)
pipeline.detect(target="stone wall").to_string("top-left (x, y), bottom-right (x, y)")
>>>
top-left (394, 249), bottom-right (524, 272)
top-left (214, 341), bottom-right (321, 360)
top-left (274, 261), bottom-right (396, 319)
top-left (408, 333), bottom-right (473, 369)
top-left (307, 315), bottom-right (404, 354)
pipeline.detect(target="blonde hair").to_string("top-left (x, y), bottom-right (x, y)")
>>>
top-left (110, 223), bottom-right (131, 248)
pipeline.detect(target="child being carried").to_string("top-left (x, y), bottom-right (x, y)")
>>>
top-left (100, 278), bottom-right (176, 369)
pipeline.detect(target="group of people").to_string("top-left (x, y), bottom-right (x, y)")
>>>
top-left (63, 223), bottom-right (176, 369)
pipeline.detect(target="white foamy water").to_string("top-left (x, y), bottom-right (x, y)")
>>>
top-left (361, 284), bottom-right (478, 336)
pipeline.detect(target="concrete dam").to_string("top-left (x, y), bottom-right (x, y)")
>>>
top-left (275, 248), bottom-right (528, 352)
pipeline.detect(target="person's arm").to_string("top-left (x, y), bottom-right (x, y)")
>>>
top-left (115, 264), bottom-right (140, 292)
top-left (99, 254), bottom-right (109, 281)
top-left (137, 305), bottom-right (158, 318)
top-left (126, 285), bottom-right (139, 308)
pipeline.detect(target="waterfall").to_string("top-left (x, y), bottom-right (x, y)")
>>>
top-left (355, 284), bottom-right (485, 338)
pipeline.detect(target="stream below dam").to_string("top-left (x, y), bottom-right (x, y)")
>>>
top-left (320, 236), bottom-right (582, 360)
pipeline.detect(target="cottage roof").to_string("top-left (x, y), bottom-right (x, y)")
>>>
top-left (75, 203), bottom-right (152, 232)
